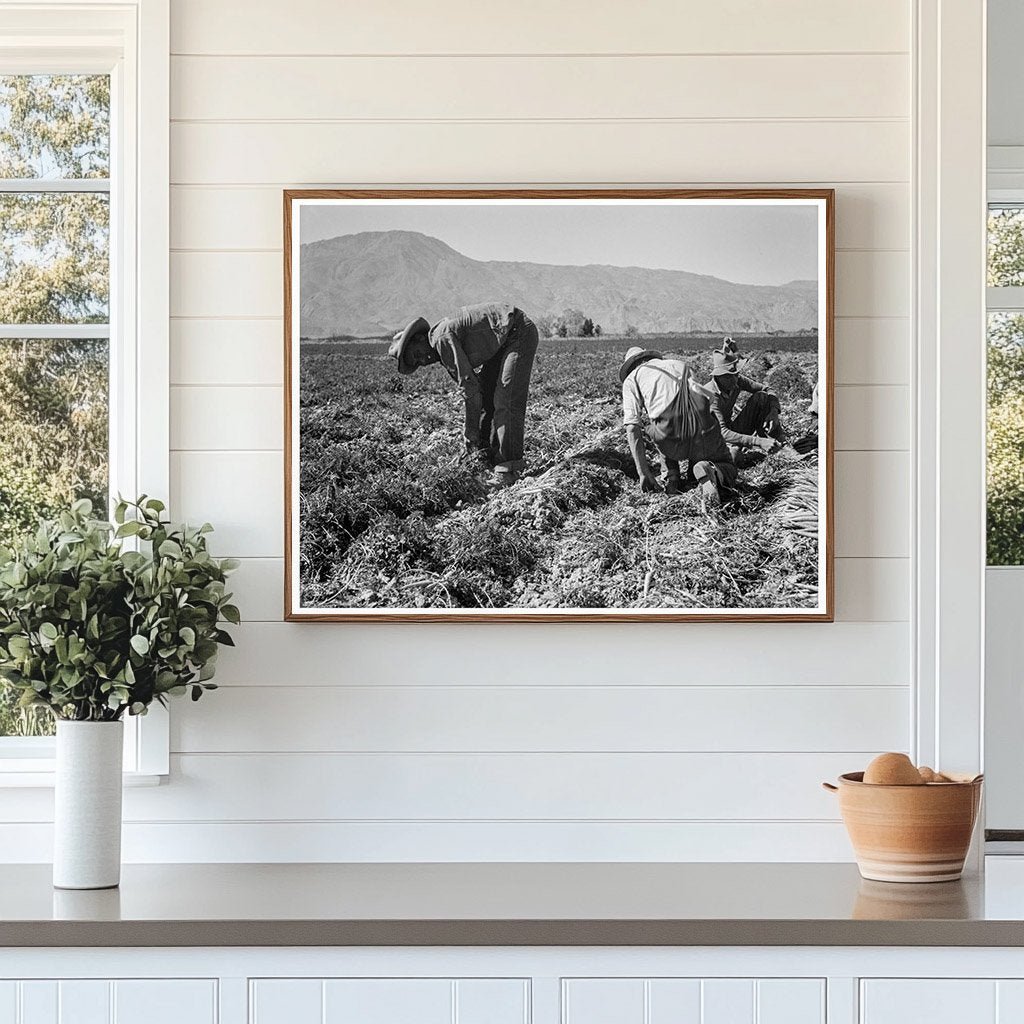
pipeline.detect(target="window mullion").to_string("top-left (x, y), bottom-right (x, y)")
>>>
top-left (0, 324), bottom-right (110, 339)
top-left (0, 178), bottom-right (110, 193)
top-left (987, 286), bottom-right (1024, 312)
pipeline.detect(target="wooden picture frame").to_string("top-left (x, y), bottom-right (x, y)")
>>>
top-left (284, 189), bottom-right (834, 622)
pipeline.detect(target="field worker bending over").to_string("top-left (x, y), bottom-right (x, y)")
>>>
top-left (705, 345), bottom-right (786, 462)
top-left (620, 347), bottom-right (737, 508)
top-left (389, 302), bottom-right (539, 487)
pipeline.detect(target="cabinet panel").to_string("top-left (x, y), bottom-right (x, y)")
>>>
top-left (861, 980), bottom-right (996, 1023)
top-left (564, 979), bottom-right (825, 1024)
top-left (455, 980), bottom-right (529, 1024)
top-left (18, 983), bottom-right (56, 1024)
top-left (997, 981), bottom-right (1024, 1021)
top-left (323, 980), bottom-right (451, 1024)
top-left (702, 980), bottom-right (754, 1024)
top-left (250, 980), bottom-right (322, 1024)
top-left (58, 982), bottom-right (109, 1024)
top-left (250, 979), bottom-right (528, 1024)
top-left (757, 980), bottom-right (825, 1024)
top-left (648, 980), bottom-right (702, 1023)
top-left (113, 981), bottom-right (217, 1024)
top-left (0, 983), bottom-right (16, 1024)
top-left (0, 981), bottom-right (217, 1024)
top-left (563, 980), bottom-right (645, 1024)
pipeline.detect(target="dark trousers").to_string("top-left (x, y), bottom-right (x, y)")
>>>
top-left (476, 313), bottom-right (539, 472)
top-left (732, 390), bottom-right (783, 438)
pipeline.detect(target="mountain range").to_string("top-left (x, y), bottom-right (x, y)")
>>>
top-left (298, 230), bottom-right (818, 338)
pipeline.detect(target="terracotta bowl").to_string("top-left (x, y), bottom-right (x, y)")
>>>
top-left (823, 772), bottom-right (983, 883)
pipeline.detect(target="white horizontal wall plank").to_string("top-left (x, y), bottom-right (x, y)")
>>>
top-left (171, 386), bottom-right (282, 450)
top-left (170, 183), bottom-right (909, 252)
top-left (224, 558), bottom-right (283, 621)
top-left (0, 819), bottom-right (856, 862)
top-left (835, 385), bottom-right (909, 451)
top-left (171, 252), bottom-right (281, 317)
top-left (212, 622), bottom-right (908, 687)
top-left (124, 751), bottom-right (868, 821)
top-left (170, 121), bottom-right (909, 186)
top-left (834, 452), bottom-right (910, 558)
top-left (228, 556), bottom-right (910, 623)
top-left (170, 0), bottom-right (910, 55)
top-left (171, 54), bottom-right (909, 121)
top-left (834, 319), bottom-right (909, 386)
top-left (171, 250), bottom-right (908, 321)
top-left (834, 558), bottom-right (909, 621)
top-left (170, 684), bottom-right (909, 754)
top-left (170, 319), bottom-right (282, 386)
top-left (171, 451), bottom-right (282, 557)
top-left (172, 450), bottom-right (906, 560)
top-left (835, 251), bottom-right (909, 318)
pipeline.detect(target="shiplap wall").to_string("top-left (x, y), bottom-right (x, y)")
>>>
top-left (5, 0), bottom-right (916, 861)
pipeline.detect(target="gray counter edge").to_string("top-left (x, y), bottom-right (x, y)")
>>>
top-left (4, 919), bottom-right (1024, 948)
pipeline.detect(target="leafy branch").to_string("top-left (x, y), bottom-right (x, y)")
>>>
top-left (0, 497), bottom-right (238, 721)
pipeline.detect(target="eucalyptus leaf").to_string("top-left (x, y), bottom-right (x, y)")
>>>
top-left (0, 496), bottom-right (238, 722)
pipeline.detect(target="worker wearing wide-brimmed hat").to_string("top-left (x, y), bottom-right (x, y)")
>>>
top-left (388, 302), bottom-right (539, 486)
top-left (619, 346), bottom-right (736, 506)
top-left (704, 347), bottom-right (785, 462)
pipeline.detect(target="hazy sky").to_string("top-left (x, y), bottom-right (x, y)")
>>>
top-left (299, 201), bottom-right (820, 286)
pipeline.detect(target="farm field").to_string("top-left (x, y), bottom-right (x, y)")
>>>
top-left (298, 334), bottom-right (821, 611)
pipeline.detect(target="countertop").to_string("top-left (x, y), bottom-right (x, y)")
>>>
top-left (5, 861), bottom-right (1024, 947)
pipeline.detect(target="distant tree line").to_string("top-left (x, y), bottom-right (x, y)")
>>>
top-left (535, 309), bottom-right (603, 339)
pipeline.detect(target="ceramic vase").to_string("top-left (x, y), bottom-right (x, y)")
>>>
top-left (53, 720), bottom-right (124, 889)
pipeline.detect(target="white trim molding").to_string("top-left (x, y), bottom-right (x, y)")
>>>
top-left (914, 0), bottom-right (987, 782)
top-left (0, 0), bottom-right (171, 779)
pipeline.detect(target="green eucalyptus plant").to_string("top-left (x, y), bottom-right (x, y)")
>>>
top-left (0, 496), bottom-right (239, 722)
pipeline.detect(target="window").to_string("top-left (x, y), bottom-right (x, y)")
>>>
top-left (0, 3), bottom-right (169, 778)
top-left (0, 74), bottom-right (111, 739)
top-left (987, 205), bottom-right (1024, 565)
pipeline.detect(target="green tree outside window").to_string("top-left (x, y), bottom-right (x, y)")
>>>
top-left (0, 75), bottom-right (110, 736)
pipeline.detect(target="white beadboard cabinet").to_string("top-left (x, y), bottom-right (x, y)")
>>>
top-left (0, 979), bottom-right (217, 1024)
top-left (6, 949), bottom-right (1024, 1024)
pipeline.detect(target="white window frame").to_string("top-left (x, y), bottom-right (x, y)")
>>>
top-left (914, 0), bottom-right (987, 824)
top-left (0, 0), bottom-right (169, 784)
top-left (983, 183), bottom-right (1024, 839)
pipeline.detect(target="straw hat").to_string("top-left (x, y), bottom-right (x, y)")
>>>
top-left (388, 316), bottom-right (430, 375)
top-left (711, 350), bottom-right (740, 376)
top-left (618, 346), bottom-right (662, 384)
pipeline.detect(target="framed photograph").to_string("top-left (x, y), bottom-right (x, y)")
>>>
top-left (284, 189), bottom-right (834, 622)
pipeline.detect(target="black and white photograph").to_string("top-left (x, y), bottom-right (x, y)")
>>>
top-left (285, 190), bottom-right (833, 621)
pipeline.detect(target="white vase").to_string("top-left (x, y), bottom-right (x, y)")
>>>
top-left (53, 720), bottom-right (124, 890)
